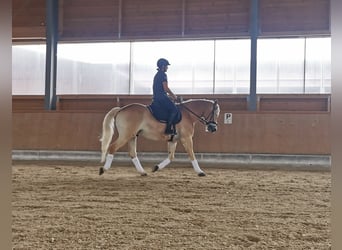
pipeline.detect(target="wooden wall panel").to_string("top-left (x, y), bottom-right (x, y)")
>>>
top-left (12, 95), bottom-right (45, 112)
top-left (184, 0), bottom-right (250, 37)
top-left (12, 111), bottom-right (330, 155)
top-left (13, 94), bottom-right (331, 113)
top-left (55, 95), bottom-right (152, 112)
top-left (121, 0), bottom-right (183, 38)
top-left (60, 0), bottom-right (119, 39)
top-left (13, 0), bottom-right (331, 41)
top-left (260, 0), bottom-right (330, 36)
top-left (12, 94), bottom-right (331, 154)
top-left (12, 112), bottom-right (106, 151)
top-left (12, 0), bottom-right (46, 39)
top-left (258, 95), bottom-right (330, 112)
top-left (54, 95), bottom-right (249, 112)
top-left (202, 112), bottom-right (330, 154)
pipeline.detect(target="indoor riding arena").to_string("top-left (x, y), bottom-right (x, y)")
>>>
top-left (12, 0), bottom-right (331, 249)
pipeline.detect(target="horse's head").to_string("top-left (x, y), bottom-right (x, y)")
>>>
top-left (180, 99), bottom-right (220, 133)
top-left (205, 100), bottom-right (220, 133)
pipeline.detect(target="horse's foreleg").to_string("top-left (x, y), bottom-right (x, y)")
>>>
top-left (131, 157), bottom-right (147, 176)
top-left (180, 137), bottom-right (206, 177)
top-left (191, 159), bottom-right (205, 177)
top-left (152, 141), bottom-right (177, 173)
top-left (128, 136), bottom-right (147, 176)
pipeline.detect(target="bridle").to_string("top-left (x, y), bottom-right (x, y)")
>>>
top-left (179, 99), bottom-right (218, 126)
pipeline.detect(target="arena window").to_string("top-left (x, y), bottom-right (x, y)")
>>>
top-left (12, 44), bottom-right (46, 95)
top-left (12, 37), bottom-right (331, 95)
top-left (257, 37), bottom-right (331, 94)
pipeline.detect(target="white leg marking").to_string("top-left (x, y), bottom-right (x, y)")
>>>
top-left (103, 154), bottom-right (114, 170)
top-left (158, 158), bottom-right (171, 170)
top-left (132, 157), bottom-right (146, 174)
top-left (191, 159), bottom-right (204, 174)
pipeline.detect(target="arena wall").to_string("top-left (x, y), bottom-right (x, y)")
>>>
top-left (13, 0), bottom-right (330, 41)
top-left (12, 0), bottom-right (331, 160)
top-left (12, 94), bottom-right (330, 155)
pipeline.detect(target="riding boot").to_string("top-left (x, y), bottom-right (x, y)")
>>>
top-left (165, 122), bottom-right (174, 135)
top-left (165, 111), bottom-right (178, 135)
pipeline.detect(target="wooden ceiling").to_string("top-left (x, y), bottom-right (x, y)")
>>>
top-left (12, 0), bottom-right (330, 41)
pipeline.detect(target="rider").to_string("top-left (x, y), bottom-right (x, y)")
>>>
top-left (152, 58), bottom-right (178, 135)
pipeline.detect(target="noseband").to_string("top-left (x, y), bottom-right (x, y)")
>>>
top-left (180, 100), bottom-right (218, 126)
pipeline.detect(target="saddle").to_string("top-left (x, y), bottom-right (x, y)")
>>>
top-left (147, 102), bottom-right (182, 124)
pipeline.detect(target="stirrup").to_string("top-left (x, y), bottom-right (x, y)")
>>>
top-left (168, 134), bottom-right (176, 142)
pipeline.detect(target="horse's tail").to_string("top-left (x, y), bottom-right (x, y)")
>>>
top-left (100, 107), bottom-right (121, 162)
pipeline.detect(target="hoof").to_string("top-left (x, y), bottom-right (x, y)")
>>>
top-left (99, 167), bottom-right (104, 175)
top-left (198, 172), bottom-right (206, 177)
top-left (152, 165), bottom-right (159, 172)
top-left (141, 172), bottom-right (148, 176)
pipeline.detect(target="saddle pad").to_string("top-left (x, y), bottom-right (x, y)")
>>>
top-left (147, 102), bottom-right (182, 124)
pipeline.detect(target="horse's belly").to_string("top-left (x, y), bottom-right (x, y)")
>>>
top-left (140, 125), bottom-right (166, 141)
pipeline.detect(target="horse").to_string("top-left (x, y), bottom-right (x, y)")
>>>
top-left (99, 98), bottom-right (220, 177)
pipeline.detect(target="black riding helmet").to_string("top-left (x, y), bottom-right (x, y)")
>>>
top-left (157, 58), bottom-right (170, 69)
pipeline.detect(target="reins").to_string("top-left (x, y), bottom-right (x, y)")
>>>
top-left (179, 100), bottom-right (218, 125)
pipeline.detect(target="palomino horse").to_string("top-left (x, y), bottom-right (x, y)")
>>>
top-left (99, 99), bottom-right (220, 176)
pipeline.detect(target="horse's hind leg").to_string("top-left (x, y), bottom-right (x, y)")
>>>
top-left (99, 136), bottom-right (129, 175)
top-left (180, 136), bottom-right (206, 177)
top-left (152, 141), bottom-right (177, 173)
top-left (128, 136), bottom-right (147, 176)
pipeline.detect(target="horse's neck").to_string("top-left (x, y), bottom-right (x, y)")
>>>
top-left (182, 99), bottom-right (212, 115)
top-left (184, 99), bottom-right (210, 107)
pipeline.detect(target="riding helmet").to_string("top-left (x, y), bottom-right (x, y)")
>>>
top-left (157, 58), bottom-right (170, 68)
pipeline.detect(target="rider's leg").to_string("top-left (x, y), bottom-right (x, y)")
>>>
top-left (165, 110), bottom-right (178, 134)
top-left (165, 102), bottom-right (178, 135)
top-left (157, 97), bottom-right (178, 135)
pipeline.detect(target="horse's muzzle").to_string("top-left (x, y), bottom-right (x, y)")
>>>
top-left (206, 122), bottom-right (217, 133)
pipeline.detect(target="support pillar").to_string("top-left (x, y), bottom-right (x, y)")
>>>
top-left (248, 0), bottom-right (259, 111)
top-left (45, 0), bottom-right (58, 110)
